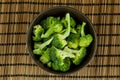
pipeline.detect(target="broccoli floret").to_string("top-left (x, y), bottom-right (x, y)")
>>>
top-left (67, 33), bottom-right (79, 49)
top-left (79, 22), bottom-right (93, 47)
top-left (33, 37), bottom-right (53, 55)
top-left (70, 17), bottom-right (76, 27)
top-left (51, 56), bottom-right (71, 72)
top-left (51, 13), bottom-right (71, 49)
top-left (52, 34), bottom-right (67, 49)
top-left (32, 25), bottom-right (44, 41)
top-left (47, 62), bottom-right (52, 68)
top-left (41, 17), bottom-right (63, 38)
top-left (49, 46), bottom-right (74, 72)
top-left (40, 16), bottom-right (57, 30)
top-left (79, 34), bottom-right (93, 47)
top-left (72, 47), bottom-right (86, 65)
top-left (64, 46), bottom-right (86, 65)
top-left (40, 48), bottom-right (50, 64)
top-left (61, 15), bottom-right (76, 34)
top-left (76, 24), bottom-right (81, 34)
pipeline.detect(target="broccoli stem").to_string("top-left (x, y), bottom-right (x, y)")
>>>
top-left (38, 37), bottom-right (53, 50)
top-left (61, 13), bottom-right (71, 39)
top-left (81, 22), bottom-right (86, 37)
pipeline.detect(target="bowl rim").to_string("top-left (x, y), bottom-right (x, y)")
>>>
top-left (26, 6), bottom-right (97, 74)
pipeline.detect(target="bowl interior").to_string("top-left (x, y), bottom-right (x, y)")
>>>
top-left (27, 6), bottom-right (97, 74)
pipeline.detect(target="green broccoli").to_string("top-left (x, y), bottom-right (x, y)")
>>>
top-left (61, 16), bottom-right (76, 34)
top-left (40, 48), bottom-right (50, 64)
top-left (49, 46), bottom-right (74, 72)
top-left (79, 22), bottom-right (93, 47)
top-left (41, 17), bottom-right (63, 38)
top-left (47, 62), bottom-right (52, 68)
top-left (76, 24), bottom-right (81, 34)
top-left (52, 34), bottom-right (67, 49)
top-left (70, 17), bottom-right (76, 27)
top-left (51, 13), bottom-right (71, 49)
top-left (32, 13), bottom-right (93, 72)
top-left (64, 46), bottom-right (86, 65)
top-left (72, 48), bottom-right (86, 65)
top-left (33, 37), bottom-right (53, 55)
top-left (32, 25), bottom-right (44, 41)
top-left (67, 33), bottom-right (79, 49)
top-left (40, 16), bottom-right (59, 30)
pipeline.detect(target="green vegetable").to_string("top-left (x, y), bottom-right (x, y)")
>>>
top-left (67, 33), bottom-right (79, 49)
top-left (41, 17), bottom-right (63, 38)
top-left (32, 25), bottom-right (44, 41)
top-left (64, 46), bottom-right (86, 65)
top-left (52, 13), bottom-right (71, 49)
top-left (50, 46), bottom-right (74, 72)
top-left (33, 37), bottom-right (53, 55)
top-left (32, 13), bottom-right (93, 72)
top-left (47, 62), bottom-right (52, 68)
top-left (61, 16), bottom-right (76, 34)
top-left (79, 22), bottom-right (93, 47)
top-left (40, 17), bottom-right (60, 30)
top-left (40, 48), bottom-right (50, 64)
top-left (52, 34), bottom-right (67, 49)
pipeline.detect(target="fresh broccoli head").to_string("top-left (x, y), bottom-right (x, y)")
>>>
top-left (49, 46), bottom-right (74, 72)
top-left (41, 17), bottom-right (63, 38)
top-left (79, 22), bottom-right (93, 47)
top-left (32, 25), bottom-right (44, 41)
top-left (64, 46), bottom-right (86, 65)
top-left (79, 34), bottom-right (93, 47)
top-left (72, 47), bottom-right (86, 65)
top-left (59, 58), bottom-right (71, 72)
top-left (40, 16), bottom-right (59, 30)
top-left (33, 37), bottom-right (53, 55)
top-left (52, 34), bottom-right (67, 49)
top-left (67, 33), bottom-right (79, 49)
top-left (40, 48), bottom-right (50, 64)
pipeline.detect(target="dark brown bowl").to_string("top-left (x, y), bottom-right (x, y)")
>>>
top-left (27, 6), bottom-right (97, 74)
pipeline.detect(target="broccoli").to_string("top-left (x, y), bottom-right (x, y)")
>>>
top-left (32, 25), bottom-right (44, 41)
top-left (32, 13), bottom-right (93, 72)
top-left (67, 33), bottom-right (79, 49)
top-left (47, 62), bottom-right (52, 68)
top-left (64, 46), bottom-right (86, 65)
top-left (40, 48), bottom-right (50, 64)
top-left (51, 13), bottom-right (71, 49)
top-left (40, 16), bottom-right (59, 30)
top-left (70, 17), bottom-right (76, 27)
top-left (41, 17), bottom-right (63, 38)
top-left (49, 46), bottom-right (74, 72)
top-left (79, 22), bottom-right (93, 47)
top-left (76, 24), bottom-right (81, 34)
top-left (52, 34), bottom-right (67, 49)
top-left (33, 37), bottom-right (53, 55)
top-left (61, 16), bottom-right (77, 34)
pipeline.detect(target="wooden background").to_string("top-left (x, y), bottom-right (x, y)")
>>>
top-left (0, 0), bottom-right (120, 80)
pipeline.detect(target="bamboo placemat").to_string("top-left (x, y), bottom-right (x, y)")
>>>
top-left (0, 0), bottom-right (120, 80)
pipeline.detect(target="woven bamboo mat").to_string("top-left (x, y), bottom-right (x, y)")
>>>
top-left (0, 0), bottom-right (120, 80)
